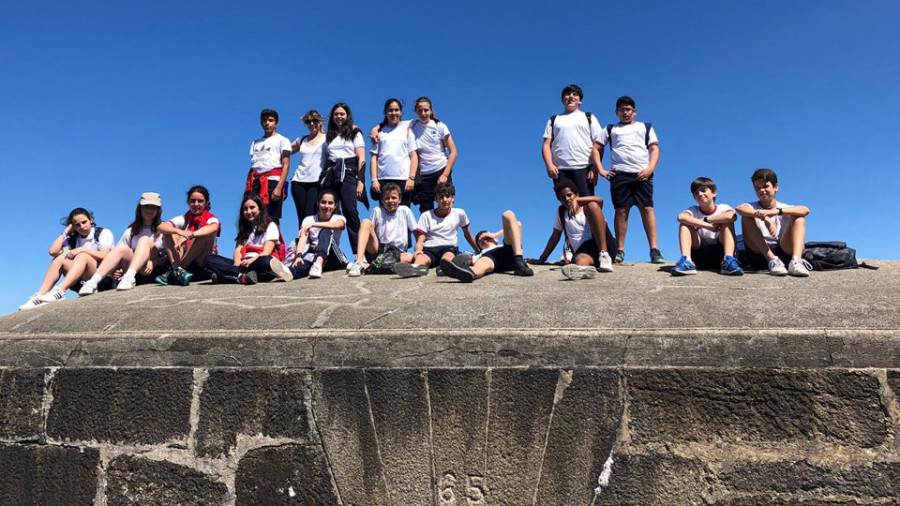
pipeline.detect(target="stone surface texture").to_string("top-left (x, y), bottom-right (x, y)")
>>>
top-left (0, 262), bottom-right (896, 505)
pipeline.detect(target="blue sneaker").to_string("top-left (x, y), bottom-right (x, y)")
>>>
top-left (673, 256), bottom-right (697, 275)
top-left (720, 255), bottom-right (744, 276)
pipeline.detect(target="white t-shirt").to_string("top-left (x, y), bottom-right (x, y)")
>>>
top-left (741, 201), bottom-right (792, 247)
top-left (553, 207), bottom-right (592, 251)
top-left (118, 226), bottom-right (164, 252)
top-left (416, 208), bottom-right (470, 248)
top-left (682, 204), bottom-right (735, 245)
top-left (69, 227), bottom-right (115, 252)
top-left (326, 131), bottom-right (365, 161)
top-left (598, 121), bottom-right (659, 174)
top-left (242, 222), bottom-right (280, 258)
top-left (250, 134), bottom-right (292, 180)
top-left (370, 205), bottom-right (416, 250)
top-left (372, 121), bottom-right (418, 180)
top-left (291, 135), bottom-right (327, 183)
top-left (543, 110), bottom-right (603, 170)
top-left (301, 214), bottom-right (347, 249)
top-left (410, 119), bottom-right (451, 175)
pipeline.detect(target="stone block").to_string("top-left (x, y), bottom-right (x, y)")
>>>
top-left (593, 453), bottom-right (711, 505)
top-left (196, 370), bottom-right (312, 457)
top-left (47, 369), bottom-right (192, 445)
top-left (628, 370), bottom-right (887, 447)
top-left (311, 370), bottom-right (389, 505)
top-left (429, 369), bottom-right (490, 497)
top-left (235, 444), bottom-right (338, 505)
top-left (535, 369), bottom-right (622, 505)
top-left (106, 455), bottom-right (227, 506)
top-left (0, 443), bottom-right (99, 506)
top-left (716, 496), bottom-right (865, 505)
top-left (720, 460), bottom-right (900, 499)
top-left (365, 370), bottom-right (432, 505)
top-left (484, 369), bottom-right (558, 506)
top-left (0, 369), bottom-right (45, 440)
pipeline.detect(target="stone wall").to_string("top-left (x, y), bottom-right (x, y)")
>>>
top-left (1, 366), bottom-right (899, 505)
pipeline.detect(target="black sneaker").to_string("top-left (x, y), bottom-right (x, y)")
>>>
top-left (155, 269), bottom-right (174, 286)
top-left (513, 257), bottom-right (534, 276)
top-left (440, 259), bottom-right (476, 283)
top-left (238, 271), bottom-right (258, 285)
top-left (175, 267), bottom-right (193, 286)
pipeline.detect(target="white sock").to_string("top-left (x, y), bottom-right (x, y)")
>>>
top-left (88, 274), bottom-right (102, 284)
top-left (124, 268), bottom-right (137, 280)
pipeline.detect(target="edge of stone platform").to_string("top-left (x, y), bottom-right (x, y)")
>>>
top-left (0, 327), bottom-right (896, 368)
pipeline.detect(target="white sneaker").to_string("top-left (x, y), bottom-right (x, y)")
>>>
top-left (78, 279), bottom-right (99, 296)
top-left (117, 276), bottom-right (136, 291)
top-left (348, 261), bottom-right (362, 277)
top-left (269, 257), bottom-right (294, 282)
top-left (38, 287), bottom-right (65, 304)
top-left (18, 293), bottom-right (44, 311)
top-left (767, 258), bottom-right (788, 276)
top-left (788, 258), bottom-right (812, 277)
top-left (562, 264), bottom-right (597, 280)
top-left (597, 251), bottom-right (614, 273)
top-left (309, 262), bottom-right (323, 279)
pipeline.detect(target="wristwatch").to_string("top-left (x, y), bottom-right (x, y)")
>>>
top-left (702, 216), bottom-right (709, 223)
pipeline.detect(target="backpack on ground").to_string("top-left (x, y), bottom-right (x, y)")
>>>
top-left (802, 241), bottom-right (858, 270)
top-left (365, 244), bottom-right (403, 274)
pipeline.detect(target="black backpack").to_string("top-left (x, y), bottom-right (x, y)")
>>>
top-left (802, 242), bottom-right (858, 270)
top-left (605, 122), bottom-right (653, 148)
top-left (365, 244), bottom-right (404, 274)
top-left (66, 226), bottom-right (105, 250)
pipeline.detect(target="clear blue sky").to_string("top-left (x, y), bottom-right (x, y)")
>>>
top-left (2, 1), bottom-right (898, 315)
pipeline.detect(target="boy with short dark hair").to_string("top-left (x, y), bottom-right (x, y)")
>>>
top-left (347, 182), bottom-right (416, 277)
top-left (392, 181), bottom-right (478, 277)
top-left (597, 96), bottom-right (664, 264)
top-left (440, 210), bottom-right (533, 282)
top-left (673, 177), bottom-right (743, 276)
top-left (246, 108), bottom-right (292, 224)
top-left (736, 168), bottom-right (811, 276)
top-left (542, 84), bottom-right (604, 197)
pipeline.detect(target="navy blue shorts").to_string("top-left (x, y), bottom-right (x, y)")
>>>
top-left (610, 172), bottom-right (653, 209)
top-left (573, 239), bottom-right (599, 264)
top-left (422, 245), bottom-right (459, 266)
top-left (553, 167), bottom-right (594, 197)
top-left (740, 244), bottom-right (791, 271)
top-left (479, 244), bottom-right (515, 272)
top-left (691, 241), bottom-right (725, 270)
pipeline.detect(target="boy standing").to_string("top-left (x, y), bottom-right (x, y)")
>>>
top-left (542, 84), bottom-right (604, 197)
top-left (673, 177), bottom-right (743, 276)
top-left (347, 182), bottom-right (417, 277)
top-left (736, 168), bottom-right (811, 276)
top-left (247, 109), bottom-right (292, 224)
top-left (597, 96), bottom-right (664, 264)
top-left (440, 210), bottom-right (534, 282)
top-left (392, 181), bottom-right (478, 277)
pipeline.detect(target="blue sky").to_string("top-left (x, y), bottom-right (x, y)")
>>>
top-left (2, 1), bottom-right (898, 314)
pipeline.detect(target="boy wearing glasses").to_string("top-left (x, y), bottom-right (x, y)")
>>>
top-left (597, 96), bottom-right (664, 264)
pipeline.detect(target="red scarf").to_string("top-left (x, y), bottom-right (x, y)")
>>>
top-left (245, 169), bottom-right (283, 204)
top-left (239, 233), bottom-right (286, 261)
top-left (185, 210), bottom-right (221, 235)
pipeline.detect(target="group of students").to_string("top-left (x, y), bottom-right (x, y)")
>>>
top-left (18, 85), bottom-right (813, 311)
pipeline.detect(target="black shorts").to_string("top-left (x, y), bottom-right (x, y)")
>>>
top-left (691, 241), bottom-right (725, 270)
top-left (573, 240), bottom-right (599, 263)
top-left (610, 172), bottom-right (654, 209)
top-left (422, 245), bottom-right (459, 266)
top-left (553, 167), bottom-right (594, 197)
top-left (479, 244), bottom-right (515, 272)
top-left (740, 244), bottom-right (791, 271)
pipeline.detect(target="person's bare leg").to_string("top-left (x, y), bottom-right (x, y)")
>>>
top-left (355, 219), bottom-right (379, 263)
top-left (614, 207), bottom-right (629, 252)
top-left (780, 216), bottom-right (806, 258)
top-left (128, 237), bottom-right (156, 273)
top-left (679, 224), bottom-right (701, 258)
top-left (720, 224), bottom-right (737, 257)
top-left (501, 210), bottom-right (524, 254)
top-left (638, 205), bottom-right (660, 249)
top-left (58, 254), bottom-right (96, 292)
top-left (181, 235), bottom-right (215, 267)
top-left (582, 202), bottom-right (609, 252)
top-left (740, 216), bottom-right (775, 260)
top-left (38, 256), bottom-right (68, 294)
top-left (470, 258), bottom-right (495, 279)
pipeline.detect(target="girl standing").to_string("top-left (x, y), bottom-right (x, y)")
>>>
top-left (201, 192), bottom-right (292, 284)
top-left (290, 110), bottom-right (327, 227)
top-left (19, 208), bottom-right (115, 309)
top-left (370, 98), bottom-right (418, 206)
top-left (79, 192), bottom-right (168, 295)
top-left (409, 97), bottom-right (458, 213)
top-left (156, 185), bottom-right (221, 286)
top-left (321, 102), bottom-right (366, 252)
top-left (288, 189), bottom-right (347, 279)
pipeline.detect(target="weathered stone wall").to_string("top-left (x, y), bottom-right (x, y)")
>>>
top-left (1, 366), bottom-right (899, 505)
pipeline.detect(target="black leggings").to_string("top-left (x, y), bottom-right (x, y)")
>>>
top-left (291, 181), bottom-right (320, 231)
top-left (330, 171), bottom-right (360, 253)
